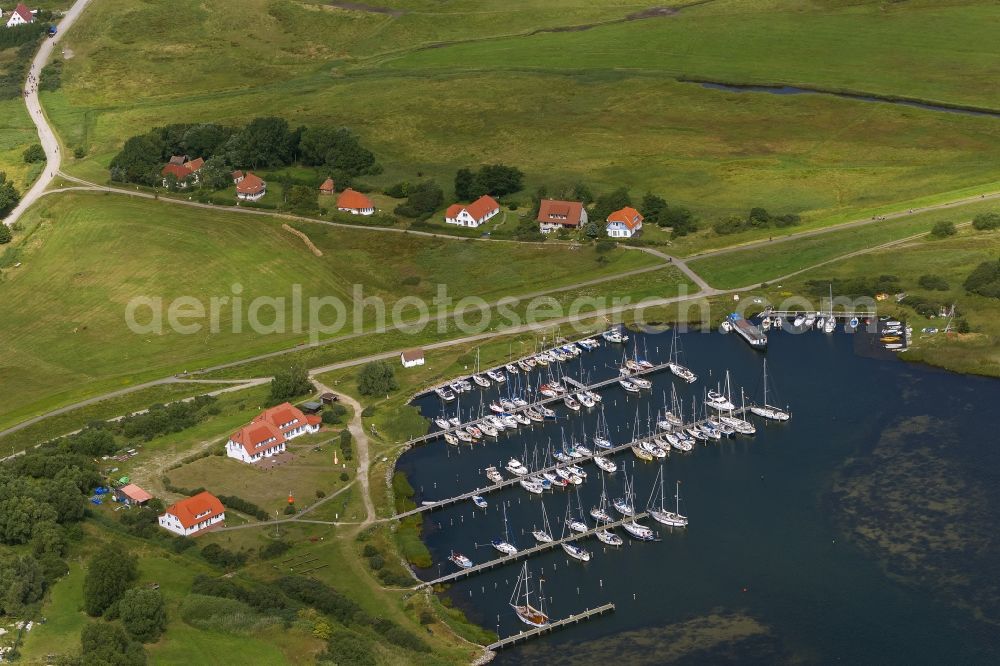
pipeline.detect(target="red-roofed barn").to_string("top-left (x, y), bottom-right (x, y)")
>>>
top-left (158, 491), bottom-right (225, 536)
top-left (445, 195), bottom-right (500, 228)
top-left (225, 402), bottom-right (321, 464)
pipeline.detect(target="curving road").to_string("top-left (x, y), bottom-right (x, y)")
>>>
top-left (3, 0), bottom-right (93, 227)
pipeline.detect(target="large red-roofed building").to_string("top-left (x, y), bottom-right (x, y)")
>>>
top-left (537, 199), bottom-right (587, 233)
top-left (225, 402), bottom-right (321, 464)
top-left (445, 195), bottom-right (500, 228)
top-left (158, 491), bottom-right (225, 536)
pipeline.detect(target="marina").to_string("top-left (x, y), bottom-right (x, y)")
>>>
top-left (396, 327), bottom-right (1000, 663)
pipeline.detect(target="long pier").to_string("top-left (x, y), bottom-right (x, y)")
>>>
top-left (487, 603), bottom-right (616, 651)
top-left (415, 511), bottom-right (652, 589)
top-left (405, 358), bottom-right (674, 449)
top-left (395, 407), bottom-right (747, 520)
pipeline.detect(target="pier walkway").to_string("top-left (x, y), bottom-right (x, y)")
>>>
top-left (415, 511), bottom-right (652, 589)
top-left (395, 408), bottom-right (746, 520)
top-left (487, 603), bottom-right (616, 651)
top-left (404, 359), bottom-right (673, 448)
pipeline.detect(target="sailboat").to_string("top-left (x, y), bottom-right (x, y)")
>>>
top-left (668, 326), bottom-right (698, 383)
top-left (560, 495), bottom-right (592, 562)
top-left (749, 360), bottom-right (790, 421)
top-left (510, 562), bottom-right (549, 628)
top-left (567, 489), bottom-right (589, 533)
top-left (590, 473), bottom-right (615, 523)
top-left (594, 408), bottom-right (613, 449)
top-left (647, 467), bottom-right (688, 527)
top-left (619, 474), bottom-right (656, 541)
top-left (613, 474), bottom-right (636, 516)
top-left (491, 504), bottom-right (518, 555)
top-left (823, 285), bottom-right (836, 333)
top-left (472, 348), bottom-right (491, 388)
top-left (706, 372), bottom-right (736, 411)
top-left (532, 500), bottom-right (554, 543)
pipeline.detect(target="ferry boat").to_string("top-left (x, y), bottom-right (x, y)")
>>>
top-left (726, 313), bottom-right (767, 349)
top-left (449, 551), bottom-right (474, 569)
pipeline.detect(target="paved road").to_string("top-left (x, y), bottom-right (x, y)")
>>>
top-left (2, 0), bottom-right (93, 227)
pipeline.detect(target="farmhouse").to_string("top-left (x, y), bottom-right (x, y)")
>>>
top-left (6, 3), bottom-right (33, 28)
top-left (319, 178), bottom-right (335, 195)
top-left (400, 348), bottom-right (425, 368)
top-left (160, 157), bottom-right (204, 188)
top-left (231, 170), bottom-right (244, 184)
top-left (337, 188), bottom-right (375, 215)
top-left (445, 195), bottom-right (500, 227)
top-left (606, 206), bottom-right (643, 238)
top-left (537, 199), bottom-right (587, 233)
top-left (236, 172), bottom-right (266, 201)
top-left (225, 401), bottom-right (321, 464)
top-left (158, 491), bottom-right (225, 537)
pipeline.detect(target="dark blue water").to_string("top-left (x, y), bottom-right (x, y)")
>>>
top-left (398, 330), bottom-right (1000, 664)
top-left (697, 81), bottom-right (1000, 119)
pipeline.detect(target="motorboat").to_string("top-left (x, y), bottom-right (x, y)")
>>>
top-left (619, 379), bottom-right (640, 393)
top-left (485, 466), bottom-right (504, 484)
top-left (593, 456), bottom-right (617, 473)
top-left (577, 392), bottom-right (595, 408)
top-left (472, 495), bottom-right (488, 509)
top-left (629, 377), bottom-right (652, 390)
top-left (555, 468), bottom-right (582, 485)
top-left (517, 360), bottom-right (533, 372)
top-left (566, 464), bottom-right (587, 479)
top-left (443, 432), bottom-right (459, 446)
top-left (519, 478), bottom-right (545, 495)
top-left (631, 444), bottom-right (653, 461)
top-left (595, 529), bottom-right (623, 546)
top-left (435, 387), bottom-right (456, 401)
top-left (562, 542), bottom-right (591, 562)
top-left (449, 551), bottom-right (474, 569)
top-left (434, 417), bottom-right (450, 429)
top-left (706, 390), bottom-right (735, 411)
top-left (525, 408), bottom-right (545, 422)
top-left (542, 471), bottom-right (568, 488)
top-left (563, 395), bottom-right (581, 411)
top-left (506, 363), bottom-right (518, 374)
top-left (506, 458), bottom-right (529, 476)
top-left (487, 369), bottom-right (506, 383)
top-left (539, 406), bottom-right (557, 419)
top-left (479, 422), bottom-right (499, 437)
top-left (489, 401), bottom-right (505, 414)
top-left (473, 374), bottom-right (491, 388)
top-left (501, 415), bottom-right (518, 429)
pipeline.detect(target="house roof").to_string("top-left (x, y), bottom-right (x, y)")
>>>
top-left (337, 188), bottom-right (373, 210)
top-left (119, 484), bottom-right (153, 503)
top-left (607, 206), bottom-right (643, 230)
top-left (13, 4), bottom-right (33, 22)
top-left (232, 169), bottom-right (244, 179)
top-left (236, 172), bottom-right (265, 194)
top-left (401, 348), bottom-right (424, 362)
top-left (184, 157), bottom-right (204, 172)
top-left (448, 195), bottom-right (499, 221)
top-left (537, 199), bottom-right (583, 226)
top-left (161, 163), bottom-right (193, 180)
top-left (255, 402), bottom-right (307, 430)
top-left (229, 402), bottom-right (317, 456)
top-left (319, 177), bottom-right (335, 192)
top-left (168, 155), bottom-right (187, 166)
top-left (163, 491), bottom-right (224, 530)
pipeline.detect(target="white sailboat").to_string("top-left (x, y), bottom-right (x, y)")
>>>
top-left (706, 372), bottom-right (736, 411)
top-left (749, 359), bottom-right (790, 421)
top-left (532, 500), bottom-right (554, 543)
top-left (492, 504), bottom-right (518, 556)
top-left (647, 467), bottom-right (688, 528)
top-left (668, 326), bottom-right (698, 383)
top-left (510, 562), bottom-right (549, 628)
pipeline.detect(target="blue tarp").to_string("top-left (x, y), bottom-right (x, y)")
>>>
top-left (94, 487), bottom-right (109, 495)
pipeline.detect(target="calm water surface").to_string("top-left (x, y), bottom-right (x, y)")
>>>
top-left (398, 330), bottom-right (1000, 664)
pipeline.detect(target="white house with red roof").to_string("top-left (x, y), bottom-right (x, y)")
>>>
top-left (445, 195), bottom-right (500, 227)
top-left (537, 199), bottom-right (587, 233)
top-left (6, 3), bottom-right (34, 28)
top-left (336, 188), bottom-right (375, 215)
top-left (158, 491), bottom-right (225, 536)
top-left (160, 157), bottom-right (204, 188)
top-left (606, 206), bottom-right (643, 238)
top-left (236, 172), bottom-right (266, 201)
top-left (225, 402), bottom-right (321, 464)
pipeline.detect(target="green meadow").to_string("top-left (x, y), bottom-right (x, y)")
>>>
top-left (0, 192), bottom-right (657, 428)
top-left (34, 0), bottom-right (1000, 233)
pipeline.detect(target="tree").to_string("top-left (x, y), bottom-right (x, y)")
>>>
top-left (394, 180), bottom-right (443, 219)
top-left (0, 496), bottom-right (58, 545)
top-left (572, 182), bottom-right (594, 205)
top-left (299, 127), bottom-right (376, 176)
top-left (930, 221), bottom-right (957, 238)
top-left (109, 134), bottom-right (165, 185)
top-left (583, 220), bottom-right (600, 238)
top-left (469, 164), bottom-right (523, 197)
top-left (641, 193), bottom-right (668, 226)
top-left (22, 143), bottom-right (45, 163)
top-left (119, 588), bottom-right (167, 642)
top-left (917, 274), bottom-right (949, 291)
top-left (357, 361), bottom-right (397, 396)
top-left (0, 554), bottom-right (46, 615)
top-left (230, 117), bottom-right (296, 169)
top-left (80, 622), bottom-right (147, 666)
top-left (589, 187), bottom-right (631, 224)
top-left (181, 123), bottom-right (232, 159)
top-left (663, 207), bottom-right (696, 238)
top-left (964, 259), bottom-right (1000, 298)
top-left (199, 155), bottom-right (232, 190)
top-left (287, 185), bottom-right (318, 214)
top-left (0, 225), bottom-right (11, 244)
top-left (972, 212), bottom-right (1000, 231)
top-left (269, 364), bottom-right (312, 403)
top-left (454, 168), bottom-right (475, 201)
top-left (83, 545), bottom-right (138, 616)
top-left (0, 173), bottom-right (21, 219)
top-left (31, 521), bottom-right (67, 557)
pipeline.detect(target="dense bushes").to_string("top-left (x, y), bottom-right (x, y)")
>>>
top-left (930, 220), bottom-right (957, 238)
top-left (179, 594), bottom-right (280, 635)
top-left (22, 143), bottom-right (44, 163)
top-left (80, 621), bottom-right (146, 666)
top-left (322, 404), bottom-right (348, 424)
top-left (216, 494), bottom-right (270, 521)
top-left (269, 364), bottom-right (313, 403)
top-left (964, 259), bottom-right (1000, 298)
top-left (119, 588), bottom-right (167, 642)
top-left (0, 554), bottom-right (46, 615)
top-left (0, 172), bottom-right (21, 219)
top-left (454, 164), bottom-right (524, 199)
top-left (83, 545), bottom-right (138, 616)
top-left (394, 180), bottom-right (443, 219)
top-left (0, 41), bottom-right (40, 100)
top-left (339, 429), bottom-right (354, 461)
top-left (39, 59), bottom-right (61, 92)
top-left (972, 212), bottom-right (1000, 231)
top-left (918, 274), bottom-right (950, 291)
top-left (805, 274), bottom-right (900, 298)
top-left (713, 207), bottom-right (800, 235)
top-left (259, 540), bottom-right (291, 560)
top-left (190, 574), bottom-right (288, 615)
top-left (200, 543), bottom-right (248, 570)
top-left (357, 361), bottom-right (397, 396)
top-left (118, 395), bottom-right (218, 441)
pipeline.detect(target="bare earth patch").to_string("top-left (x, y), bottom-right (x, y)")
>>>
top-left (328, 2), bottom-right (405, 17)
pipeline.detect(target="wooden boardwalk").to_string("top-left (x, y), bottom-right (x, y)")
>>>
top-left (487, 603), bottom-right (616, 651)
top-left (415, 512), bottom-right (652, 589)
top-left (395, 408), bottom-right (747, 520)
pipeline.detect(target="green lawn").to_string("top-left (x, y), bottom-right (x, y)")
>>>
top-left (0, 192), bottom-right (656, 429)
top-left (688, 199), bottom-right (1000, 289)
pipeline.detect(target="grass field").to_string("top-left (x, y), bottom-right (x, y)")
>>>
top-left (39, 0), bottom-right (1000, 236)
top-left (0, 192), bottom-right (658, 429)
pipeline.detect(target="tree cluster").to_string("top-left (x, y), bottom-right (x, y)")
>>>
top-left (805, 275), bottom-right (900, 298)
top-left (22, 143), bottom-right (45, 163)
top-left (269, 364), bottom-right (313, 403)
top-left (0, 171), bottom-right (21, 219)
top-left (80, 621), bottom-right (147, 666)
top-left (454, 164), bottom-right (524, 200)
top-left (713, 207), bottom-right (800, 235)
top-left (83, 544), bottom-right (138, 616)
top-left (972, 212), bottom-right (1000, 231)
top-left (917, 274), bottom-right (950, 291)
top-left (117, 395), bottom-right (219, 441)
top-left (109, 118), bottom-right (379, 188)
top-left (964, 259), bottom-right (1000, 298)
top-left (357, 361), bottom-right (397, 396)
top-left (393, 180), bottom-right (443, 219)
top-left (930, 220), bottom-right (957, 238)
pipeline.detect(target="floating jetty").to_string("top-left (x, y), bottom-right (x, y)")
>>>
top-left (487, 603), bottom-right (616, 651)
top-left (415, 512), bottom-right (652, 589)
